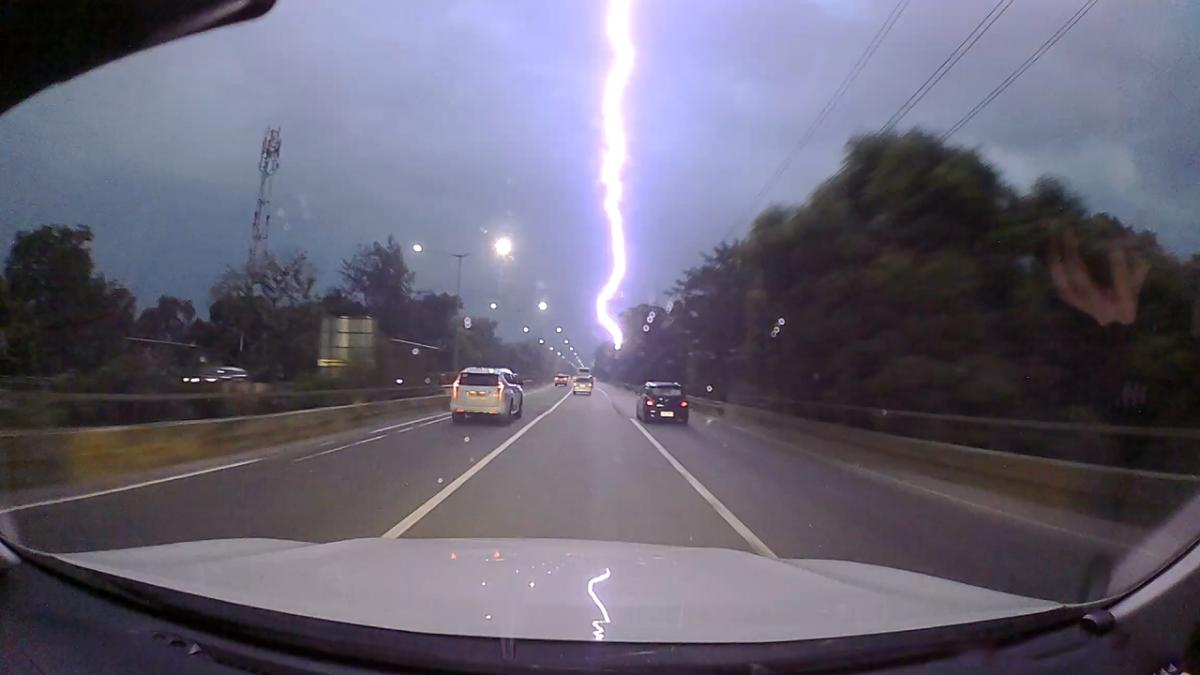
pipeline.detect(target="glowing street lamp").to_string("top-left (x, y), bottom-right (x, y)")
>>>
top-left (522, 326), bottom-right (530, 333)
top-left (563, 339), bottom-right (570, 345)
top-left (493, 237), bottom-right (513, 257)
top-left (537, 300), bottom-right (548, 312)
top-left (538, 338), bottom-right (545, 344)
top-left (411, 243), bottom-right (423, 253)
top-left (489, 302), bottom-right (498, 310)
top-left (555, 326), bottom-right (563, 333)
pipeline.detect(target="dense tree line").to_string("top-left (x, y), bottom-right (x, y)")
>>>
top-left (0, 228), bottom-right (553, 389)
top-left (597, 131), bottom-right (1200, 428)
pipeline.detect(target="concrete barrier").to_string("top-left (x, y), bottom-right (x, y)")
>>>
top-left (687, 397), bottom-right (1199, 526)
top-left (1, 395), bottom-right (449, 491)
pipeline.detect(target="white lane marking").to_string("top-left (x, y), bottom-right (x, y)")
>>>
top-left (406, 416), bottom-right (451, 430)
top-left (598, 387), bottom-right (612, 401)
top-left (630, 418), bottom-right (778, 559)
top-left (0, 459), bottom-right (263, 515)
top-left (372, 412), bottom-right (450, 434)
top-left (727, 423), bottom-right (1130, 550)
top-left (381, 391), bottom-right (572, 538)
top-left (293, 434), bottom-right (387, 463)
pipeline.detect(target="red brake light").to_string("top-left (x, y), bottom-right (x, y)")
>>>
top-left (496, 381), bottom-right (505, 397)
top-left (452, 382), bottom-right (459, 400)
top-left (645, 398), bottom-right (654, 406)
top-left (680, 400), bottom-right (688, 408)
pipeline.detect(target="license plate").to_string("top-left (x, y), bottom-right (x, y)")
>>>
top-left (660, 411), bottom-right (674, 417)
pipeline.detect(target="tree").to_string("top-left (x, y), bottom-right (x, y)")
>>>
top-left (134, 295), bottom-right (197, 344)
top-left (609, 131), bottom-right (1200, 429)
top-left (407, 292), bottom-right (459, 347)
top-left (199, 252), bottom-right (322, 381)
top-left (2, 225), bottom-right (135, 375)
top-left (338, 237), bottom-right (413, 336)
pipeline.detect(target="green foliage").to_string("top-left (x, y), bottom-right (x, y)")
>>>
top-left (2, 225), bottom-right (134, 376)
top-left (599, 131), bottom-right (1200, 427)
top-left (198, 252), bottom-right (322, 381)
top-left (338, 236), bottom-right (413, 337)
top-left (0, 226), bottom-right (548, 398)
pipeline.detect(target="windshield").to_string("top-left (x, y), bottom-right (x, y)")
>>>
top-left (3, 0), bottom-right (1199, 655)
top-left (459, 373), bottom-right (499, 387)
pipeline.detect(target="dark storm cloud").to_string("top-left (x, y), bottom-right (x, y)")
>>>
top-left (1, 0), bottom-right (1197, 353)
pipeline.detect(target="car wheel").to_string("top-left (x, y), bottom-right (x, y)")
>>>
top-left (514, 397), bottom-right (523, 419)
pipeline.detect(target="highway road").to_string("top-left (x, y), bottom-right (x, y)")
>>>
top-left (1, 383), bottom-right (1127, 603)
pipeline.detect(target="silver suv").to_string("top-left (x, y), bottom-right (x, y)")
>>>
top-left (450, 367), bottom-right (524, 424)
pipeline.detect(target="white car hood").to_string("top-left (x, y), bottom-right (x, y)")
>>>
top-left (61, 538), bottom-right (1059, 643)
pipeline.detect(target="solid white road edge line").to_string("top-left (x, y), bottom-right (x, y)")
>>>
top-left (293, 434), bottom-right (387, 463)
top-left (0, 458), bottom-right (263, 515)
top-left (630, 418), bottom-right (779, 559)
top-left (380, 390), bottom-right (572, 539)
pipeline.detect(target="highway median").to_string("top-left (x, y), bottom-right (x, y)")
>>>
top-left (1, 394), bottom-right (450, 492)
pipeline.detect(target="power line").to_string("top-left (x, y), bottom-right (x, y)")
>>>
top-left (721, 0), bottom-right (911, 242)
top-left (941, 0), bottom-right (1099, 141)
top-left (881, 0), bottom-right (1015, 133)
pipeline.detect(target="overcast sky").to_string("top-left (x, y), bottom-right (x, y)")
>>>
top-left (2, 0), bottom-right (1197, 354)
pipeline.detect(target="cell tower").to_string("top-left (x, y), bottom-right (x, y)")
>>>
top-left (248, 127), bottom-right (282, 266)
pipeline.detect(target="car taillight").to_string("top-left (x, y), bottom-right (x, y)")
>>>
top-left (680, 400), bottom-right (688, 408)
top-left (645, 399), bottom-right (654, 406)
top-left (452, 382), bottom-right (459, 400)
top-left (496, 382), bottom-right (505, 397)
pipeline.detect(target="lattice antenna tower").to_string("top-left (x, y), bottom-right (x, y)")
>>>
top-left (248, 127), bottom-right (282, 266)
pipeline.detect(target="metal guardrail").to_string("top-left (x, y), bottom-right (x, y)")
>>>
top-left (726, 395), bottom-right (1200, 442)
top-left (604, 380), bottom-right (1200, 472)
top-left (0, 385), bottom-right (452, 430)
top-left (0, 385), bottom-right (447, 403)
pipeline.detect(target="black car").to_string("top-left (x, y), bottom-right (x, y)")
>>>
top-left (636, 381), bottom-right (689, 424)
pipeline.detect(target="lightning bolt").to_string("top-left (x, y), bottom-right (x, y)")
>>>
top-left (596, 0), bottom-right (633, 351)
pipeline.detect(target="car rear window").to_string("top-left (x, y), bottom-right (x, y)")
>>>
top-left (459, 373), bottom-right (499, 386)
top-left (649, 386), bottom-right (683, 397)
top-left (575, 377), bottom-right (593, 384)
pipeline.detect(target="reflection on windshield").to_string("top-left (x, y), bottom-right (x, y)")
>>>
top-left (587, 567), bottom-right (613, 641)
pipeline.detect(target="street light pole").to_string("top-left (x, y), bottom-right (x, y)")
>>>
top-left (451, 252), bottom-right (467, 373)
top-left (413, 240), bottom-right (510, 374)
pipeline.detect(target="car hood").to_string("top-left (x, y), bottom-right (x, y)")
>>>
top-left (60, 538), bottom-right (1059, 643)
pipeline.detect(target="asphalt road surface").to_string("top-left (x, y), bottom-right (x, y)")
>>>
top-left (1, 383), bottom-right (1126, 602)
